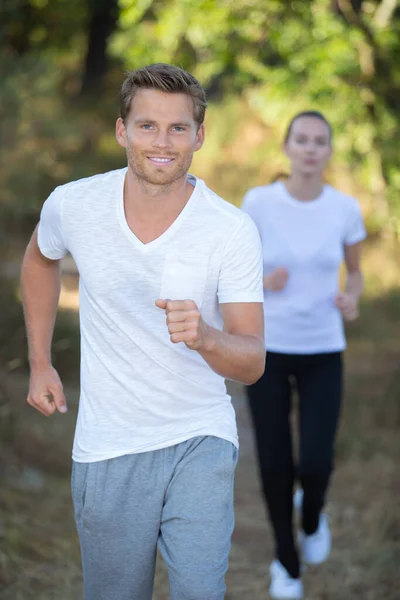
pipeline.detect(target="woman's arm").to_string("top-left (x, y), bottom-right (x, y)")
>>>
top-left (335, 242), bottom-right (364, 321)
top-left (264, 267), bottom-right (289, 291)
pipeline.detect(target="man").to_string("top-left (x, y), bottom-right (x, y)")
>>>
top-left (21, 63), bottom-right (265, 600)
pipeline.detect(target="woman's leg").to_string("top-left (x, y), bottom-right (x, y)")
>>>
top-left (247, 352), bottom-right (300, 578)
top-left (295, 352), bottom-right (343, 534)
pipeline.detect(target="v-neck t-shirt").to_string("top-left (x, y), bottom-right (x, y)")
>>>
top-left (241, 182), bottom-right (366, 354)
top-left (38, 168), bottom-right (263, 462)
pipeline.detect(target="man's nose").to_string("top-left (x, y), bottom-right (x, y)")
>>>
top-left (152, 131), bottom-right (172, 149)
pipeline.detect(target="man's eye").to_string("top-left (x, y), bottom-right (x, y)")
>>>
top-left (141, 124), bottom-right (153, 130)
top-left (173, 127), bottom-right (185, 132)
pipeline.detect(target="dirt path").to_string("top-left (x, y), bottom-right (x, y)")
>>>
top-left (1, 259), bottom-right (399, 598)
top-left (1, 373), bottom-right (399, 599)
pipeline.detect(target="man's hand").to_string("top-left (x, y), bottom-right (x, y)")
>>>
top-left (155, 299), bottom-right (213, 351)
top-left (335, 292), bottom-right (359, 322)
top-left (264, 267), bottom-right (289, 291)
top-left (27, 365), bottom-right (68, 416)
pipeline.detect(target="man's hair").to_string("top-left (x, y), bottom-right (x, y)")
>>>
top-left (284, 110), bottom-right (332, 143)
top-left (119, 63), bottom-right (207, 128)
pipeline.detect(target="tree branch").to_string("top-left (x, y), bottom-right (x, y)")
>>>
top-left (337, 0), bottom-right (377, 48)
top-left (373, 0), bottom-right (398, 28)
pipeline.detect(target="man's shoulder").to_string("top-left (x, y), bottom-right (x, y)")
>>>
top-left (54, 168), bottom-right (126, 199)
top-left (198, 179), bottom-right (252, 227)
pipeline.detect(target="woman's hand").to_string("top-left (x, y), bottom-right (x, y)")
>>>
top-left (335, 292), bottom-right (359, 321)
top-left (264, 267), bottom-right (289, 291)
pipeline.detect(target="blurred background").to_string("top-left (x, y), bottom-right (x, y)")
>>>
top-left (0, 0), bottom-right (399, 598)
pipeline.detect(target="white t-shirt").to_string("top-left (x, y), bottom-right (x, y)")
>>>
top-left (241, 182), bottom-right (366, 354)
top-left (38, 168), bottom-right (263, 462)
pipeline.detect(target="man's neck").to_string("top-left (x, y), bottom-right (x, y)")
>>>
top-left (122, 167), bottom-right (195, 244)
top-left (124, 168), bottom-right (193, 222)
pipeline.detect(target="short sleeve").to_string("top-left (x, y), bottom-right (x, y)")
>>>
top-left (218, 215), bottom-right (264, 304)
top-left (37, 187), bottom-right (68, 259)
top-left (241, 189), bottom-right (257, 221)
top-left (344, 198), bottom-right (367, 246)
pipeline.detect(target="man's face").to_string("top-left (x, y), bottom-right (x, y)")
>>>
top-left (116, 89), bottom-right (204, 187)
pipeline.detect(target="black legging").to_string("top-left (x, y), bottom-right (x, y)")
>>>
top-left (246, 351), bottom-right (343, 579)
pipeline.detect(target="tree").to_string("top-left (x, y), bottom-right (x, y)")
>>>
top-left (111, 0), bottom-right (400, 226)
top-left (80, 0), bottom-right (120, 96)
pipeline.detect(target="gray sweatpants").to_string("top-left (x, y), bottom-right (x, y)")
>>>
top-left (71, 436), bottom-right (238, 600)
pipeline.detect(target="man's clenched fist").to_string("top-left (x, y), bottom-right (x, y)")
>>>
top-left (27, 365), bottom-right (68, 416)
top-left (155, 299), bottom-right (212, 351)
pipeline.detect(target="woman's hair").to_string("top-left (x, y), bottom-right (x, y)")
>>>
top-left (270, 111), bottom-right (332, 183)
top-left (119, 63), bottom-right (207, 128)
top-left (270, 171), bottom-right (289, 183)
top-left (284, 110), bottom-right (332, 144)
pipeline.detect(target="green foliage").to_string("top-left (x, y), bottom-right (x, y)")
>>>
top-left (1, 0), bottom-right (400, 229)
top-left (112, 0), bottom-right (400, 224)
top-left (0, 54), bottom-right (124, 225)
top-left (1, 0), bottom-right (86, 54)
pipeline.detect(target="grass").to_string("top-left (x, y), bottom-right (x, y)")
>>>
top-left (0, 240), bottom-right (399, 599)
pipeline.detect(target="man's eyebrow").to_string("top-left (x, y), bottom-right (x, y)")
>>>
top-left (170, 122), bottom-right (192, 127)
top-left (133, 119), bottom-right (193, 127)
top-left (133, 118), bottom-right (157, 125)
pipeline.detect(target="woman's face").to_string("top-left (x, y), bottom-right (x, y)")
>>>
top-left (284, 117), bottom-right (332, 177)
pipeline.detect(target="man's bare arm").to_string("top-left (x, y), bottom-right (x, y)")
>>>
top-left (20, 226), bottom-right (67, 415)
top-left (199, 302), bottom-right (265, 384)
top-left (156, 299), bottom-right (265, 385)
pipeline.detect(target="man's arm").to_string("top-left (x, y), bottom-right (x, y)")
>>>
top-left (198, 301), bottom-right (265, 384)
top-left (20, 226), bottom-right (67, 415)
top-left (155, 299), bottom-right (265, 385)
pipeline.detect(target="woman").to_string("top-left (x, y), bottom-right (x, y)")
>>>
top-left (241, 111), bottom-right (366, 600)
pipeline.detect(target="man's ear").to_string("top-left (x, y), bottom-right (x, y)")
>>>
top-left (194, 123), bottom-right (205, 152)
top-left (116, 118), bottom-right (127, 148)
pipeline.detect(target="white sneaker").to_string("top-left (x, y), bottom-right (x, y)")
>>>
top-left (294, 488), bottom-right (332, 565)
top-left (299, 513), bottom-right (331, 565)
top-left (293, 488), bottom-right (303, 514)
top-left (269, 560), bottom-right (303, 599)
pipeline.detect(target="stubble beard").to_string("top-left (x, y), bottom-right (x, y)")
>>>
top-left (127, 147), bottom-right (194, 194)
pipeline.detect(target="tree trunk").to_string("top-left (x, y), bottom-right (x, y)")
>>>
top-left (80, 0), bottom-right (119, 97)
